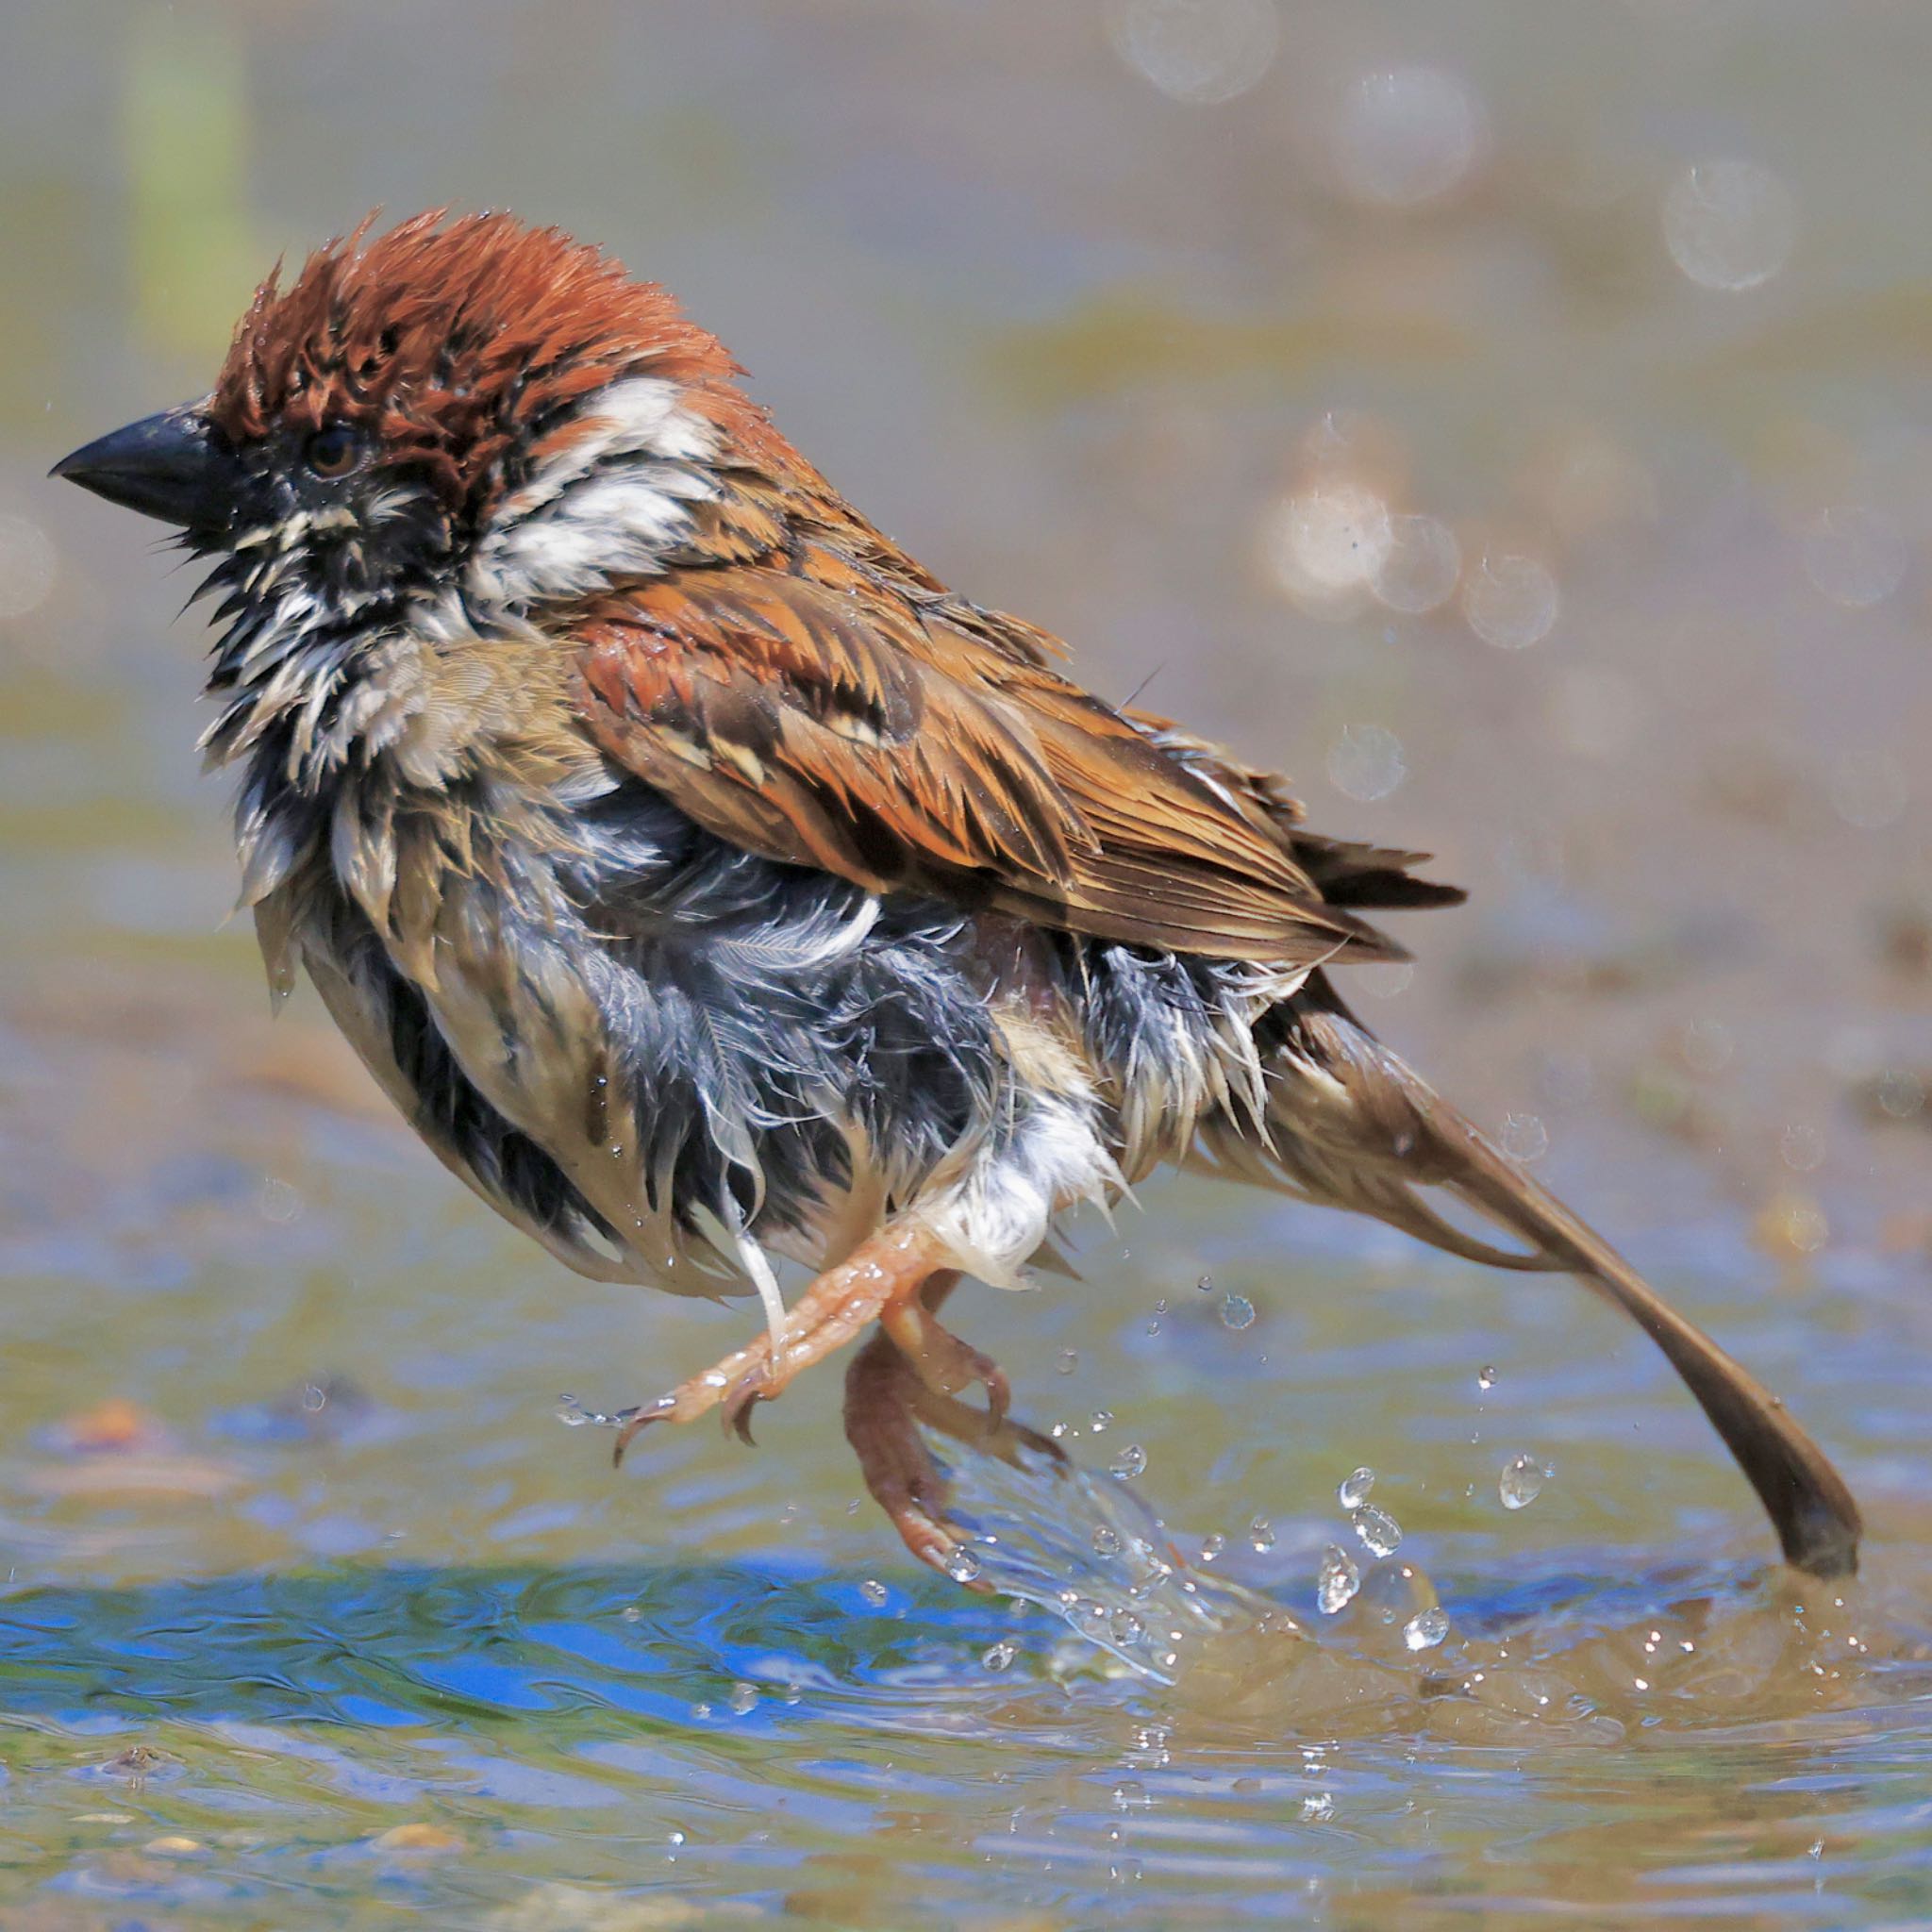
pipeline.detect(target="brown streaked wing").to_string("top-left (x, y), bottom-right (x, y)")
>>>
top-left (1123, 709), bottom-right (1466, 914)
top-left (571, 567), bottom-right (1404, 964)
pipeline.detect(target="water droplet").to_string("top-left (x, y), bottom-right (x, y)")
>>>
top-left (1109, 1608), bottom-right (1146, 1648)
top-left (1499, 1454), bottom-right (1549, 1510)
top-left (1248, 1514), bottom-right (1275, 1553)
top-left (1338, 1467), bottom-right (1376, 1509)
top-left (1317, 1543), bottom-right (1361, 1614)
top-left (1110, 1444), bottom-right (1148, 1480)
top-left (1107, 0), bottom-right (1280, 105)
top-left (1329, 66), bottom-right (1487, 208)
top-left (1196, 1274), bottom-right (1215, 1294)
top-left (1325, 724), bottom-right (1407, 803)
top-left (1090, 1408), bottom-right (1114, 1433)
top-left (1462, 551), bottom-right (1558, 649)
top-left (1220, 1292), bottom-right (1257, 1331)
top-left (1056, 1347), bottom-right (1078, 1375)
top-left (1403, 1606), bottom-right (1450, 1651)
top-left (1359, 1560), bottom-right (1427, 1627)
top-left (1111, 1777), bottom-right (1149, 1810)
top-left (668, 1828), bottom-right (686, 1847)
top-left (944, 1546), bottom-right (983, 1585)
top-left (1370, 513), bottom-right (1462, 613)
top-left (726, 1680), bottom-right (758, 1715)
top-left (259, 1177), bottom-right (302, 1224)
top-left (1301, 1791), bottom-right (1335, 1822)
top-left (556, 1395), bottom-right (621, 1429)
top-left (1351, 1504), bottom-right (1403, 1557)
top-left (1092, 1525), bottom-right (1124, 1557)
top-left (1074, 1598), bottom-right (1112, 1641)
top-left (859, 1578), bottom-right (889, 1608)
top-left (1501, 1112), bottom-right (1549, 1162)
top-left (1476, 1365), bottom-right (1496, 1391)
top-left (1199, 1532), bottom-right (1225, 1564)
top-left (1663, 158), bottom-right (1797, 291)
top-left (1780, 1123), bottom-right (1825, 1173)
top-left (982, 1640), bottom-right (1016, 1673)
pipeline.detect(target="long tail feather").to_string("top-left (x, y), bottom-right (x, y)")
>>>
top-left (1201, 985), bottom-right (1862, 1580)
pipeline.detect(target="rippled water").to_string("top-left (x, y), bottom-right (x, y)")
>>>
top-left (7, 1), bottom-right (1932, 1924)
top-left (6, 1522), bottom-right (1932, 1925)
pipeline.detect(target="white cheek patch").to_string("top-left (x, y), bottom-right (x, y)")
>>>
top-left (467, 375), bottom-right (722, 612)
top-left (509, 375), bottom-right (716, 508)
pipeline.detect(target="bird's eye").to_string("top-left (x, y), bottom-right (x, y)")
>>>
top-left (304, 424), bottom-right (361, 478)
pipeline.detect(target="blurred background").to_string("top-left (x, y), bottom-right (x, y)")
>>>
top-left (3, 3), bottom-right (1931, 1926)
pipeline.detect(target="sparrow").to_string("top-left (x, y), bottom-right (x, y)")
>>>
top-left (54, 211), bottom-right (1860, 1581)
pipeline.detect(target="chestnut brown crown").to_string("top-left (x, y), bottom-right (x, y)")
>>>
top-left (209, 209), bottom-right (758, 517)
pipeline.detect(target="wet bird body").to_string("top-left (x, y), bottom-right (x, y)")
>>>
top-left (55, 212), bottom-right (1860, 1581)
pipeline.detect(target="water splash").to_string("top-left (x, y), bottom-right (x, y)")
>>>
top-left (1352, 1505), bottom-right (1404, 1557)
top-left (1318, 1544), bottom-right (1362, 1615)
top-left (1500, 1455), bottom-right (1552, 1511)
top-left (1403, 1606), bottom-right (1451, 1652)
top-left (1339, 1467), bottom-right (1376, 1509)
top-left (555, 1394), bottom-right (631, 1430)
top-left (926, 1427), bottom-right (1292, 1685)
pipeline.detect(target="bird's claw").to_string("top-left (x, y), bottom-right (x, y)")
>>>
top-left (610, 1397), bottom-right (675, 1467)
top-left (975, 1355), bottom-right (1011, 1431)
top-left (723, 1379), bottom-right (769, 1446)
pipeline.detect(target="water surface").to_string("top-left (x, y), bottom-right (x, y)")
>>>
top-left (4, 2), bottom-right (1932, 1924)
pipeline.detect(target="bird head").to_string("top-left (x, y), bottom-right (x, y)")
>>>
top-left (55, 210), bottom-right (771, 613)
top-left (53, 211), bottom-right (782, 774)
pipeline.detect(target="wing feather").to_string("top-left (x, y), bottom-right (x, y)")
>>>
top-left (572, 554), bottom-right (1435, 963)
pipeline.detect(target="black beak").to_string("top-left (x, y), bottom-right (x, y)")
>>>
top-left (51, 406), bottom-right (238, 534)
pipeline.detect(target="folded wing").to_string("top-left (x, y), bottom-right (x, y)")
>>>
top-left (573, 558), bottom-right (1438, 964)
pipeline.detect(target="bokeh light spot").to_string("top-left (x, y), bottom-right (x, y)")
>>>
top-left (1326, 724), bottom-right (1407, 803)
top-left (1108, 0), bottom-right (1280, 106)
top-left (1329, 67), bottom-right (1487, 208)
top-left (1662, 158), bottom-right (1797, 291)
top-left (1462, 552), bottom-right (1558, 649)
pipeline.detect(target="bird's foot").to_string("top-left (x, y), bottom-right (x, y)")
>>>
top-left (879, 1290), bottom-right (1012, 1425)
top-left (842, 1320), bottom-right (1062, 1582)
top-left (611, 1222), bottom-right (948, 1462)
